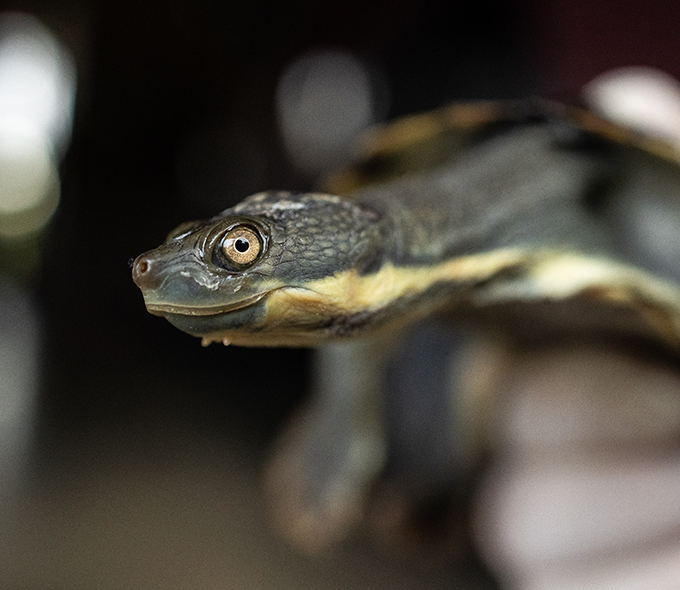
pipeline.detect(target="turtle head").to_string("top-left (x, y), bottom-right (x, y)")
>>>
top-left (132, 191), bottom-right (386, 346)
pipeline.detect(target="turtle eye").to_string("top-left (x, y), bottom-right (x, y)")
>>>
top-left (220, 225), bottom-right (262, 267)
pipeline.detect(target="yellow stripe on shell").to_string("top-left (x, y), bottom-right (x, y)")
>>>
top-left (474, 251), bottom-right (680, 347)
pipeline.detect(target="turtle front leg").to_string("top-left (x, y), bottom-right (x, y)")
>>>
top-left (368, 322), bottom-right (511, 559)
top-left (264, 338), bottom-right (392, 552)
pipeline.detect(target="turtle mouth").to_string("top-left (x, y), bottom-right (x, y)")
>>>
top-left (144, 292), bottom-right (269, 316)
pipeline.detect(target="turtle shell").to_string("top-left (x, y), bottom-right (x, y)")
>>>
top-left (323, 100), bottom-right (680, 194)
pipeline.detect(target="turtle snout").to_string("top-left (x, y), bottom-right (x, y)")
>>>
top-left (131, 248), bottom-right (224, 311)
top-left (131, 252), bottom-right (159, 291)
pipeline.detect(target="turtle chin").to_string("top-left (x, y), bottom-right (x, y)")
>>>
top-left (161, 299), bottom-right (269, 340)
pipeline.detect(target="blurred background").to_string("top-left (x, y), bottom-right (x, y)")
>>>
top-left (0, 0), bottom-right (679, 588)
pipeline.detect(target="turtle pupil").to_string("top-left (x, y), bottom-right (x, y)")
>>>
top-left (235, 238), bottom-right (249, 253)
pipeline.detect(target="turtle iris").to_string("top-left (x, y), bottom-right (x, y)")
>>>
top-left (220, 226), bottom-right (262, 267)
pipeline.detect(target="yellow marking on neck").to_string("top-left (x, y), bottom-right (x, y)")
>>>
top-left (267, 248), bottom-right (528, 318)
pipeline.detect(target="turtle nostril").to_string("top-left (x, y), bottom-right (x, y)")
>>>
top-left (132, 254), bottom-right (154, 288)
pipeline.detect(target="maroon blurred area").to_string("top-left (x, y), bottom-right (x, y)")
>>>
top-left (526, 1), bottom-right (680, 97)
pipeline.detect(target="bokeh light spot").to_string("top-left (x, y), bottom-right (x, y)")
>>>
top-left (276, 48), bottom-right (383, 177)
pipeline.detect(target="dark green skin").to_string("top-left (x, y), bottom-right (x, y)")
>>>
top-left (349, 125), bottom-right (613, 261)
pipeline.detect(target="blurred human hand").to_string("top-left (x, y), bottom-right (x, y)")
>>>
top-left (474, 344), bottom-right (680, 590)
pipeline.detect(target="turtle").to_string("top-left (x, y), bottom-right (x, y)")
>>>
top-left (131, 99), bottom-right (680, 556)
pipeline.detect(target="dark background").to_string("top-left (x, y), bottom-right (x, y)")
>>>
top-left (1, 0), bottom-right (680, 587)
top-left (38, 0), bottom-right (534, 462)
